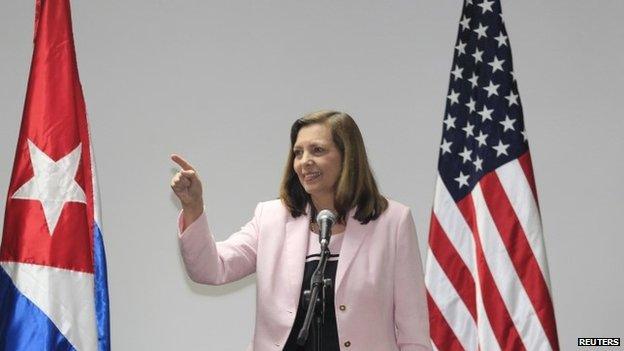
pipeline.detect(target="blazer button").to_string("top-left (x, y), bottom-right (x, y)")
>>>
top-left (344, 340), bottom-right (351, 347)
top-left (339, 304), bottom-right (346, 311)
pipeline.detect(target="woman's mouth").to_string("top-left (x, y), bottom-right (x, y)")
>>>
top-left (303, 171), bottom-right (321, 182)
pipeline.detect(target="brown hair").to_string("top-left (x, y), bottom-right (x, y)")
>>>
top-left (279, 110), bottom-right (388, 224)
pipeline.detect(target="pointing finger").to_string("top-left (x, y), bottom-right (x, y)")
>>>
top-left (171, 154), bottom-right (195, 171)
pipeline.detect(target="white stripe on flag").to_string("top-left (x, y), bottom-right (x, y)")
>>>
top-left (471, 184), bottom-right (552, 351)
top-left (474, 262), bottom-right (502, 351)
top-left (0, 261), bottom-right (97, 351)
top-left (425, 250), bottom-right (478, 351)
top-left (433, 176), bottom-right (477, 279)
top-left (495, 160), bottom-right (551, 289)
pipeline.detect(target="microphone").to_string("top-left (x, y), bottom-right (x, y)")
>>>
top-left (316, 209), bottom-right (336, 246)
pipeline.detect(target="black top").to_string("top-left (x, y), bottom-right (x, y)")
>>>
top-left (282, 253), bottom-right (340, 350)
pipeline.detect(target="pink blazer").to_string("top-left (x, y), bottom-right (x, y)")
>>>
top-left (178, 199), bottom-right (431, 351)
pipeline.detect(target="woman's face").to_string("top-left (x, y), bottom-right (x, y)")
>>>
top-left (293, 123), bottom-right (343, 200)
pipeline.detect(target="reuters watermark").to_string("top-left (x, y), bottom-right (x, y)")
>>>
top-left (578, 338), bottom-right (621, 347)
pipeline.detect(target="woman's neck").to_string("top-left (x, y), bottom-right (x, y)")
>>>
top-left (310, 194), bottom-right (335, 213)
top-left (310, 193), bottom-right (347, 227)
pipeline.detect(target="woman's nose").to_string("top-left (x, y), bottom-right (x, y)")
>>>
top-left (302, 153), bottom-right (314, 165)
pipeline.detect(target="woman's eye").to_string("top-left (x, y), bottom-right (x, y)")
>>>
top-left (314, 147), bottom-right (324, 153)
top-left (293, 150), bottom-right (302, 157)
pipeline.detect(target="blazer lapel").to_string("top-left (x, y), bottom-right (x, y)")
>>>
top-left (335, 208), bottom-right (371, 293)
top-left (284, 209), bottom-right (311, 308)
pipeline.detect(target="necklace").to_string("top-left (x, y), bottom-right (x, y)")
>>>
top-left (310, 218), bottom-right (343, 234)
top-left (310, 220), bottom-right (319, 233)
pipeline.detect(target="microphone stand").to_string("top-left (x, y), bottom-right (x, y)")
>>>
top-left (296, 228), bottom-right (333, 350)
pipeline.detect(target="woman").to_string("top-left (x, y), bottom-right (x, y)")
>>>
top-left (171, 110), bottom-right (431, 351)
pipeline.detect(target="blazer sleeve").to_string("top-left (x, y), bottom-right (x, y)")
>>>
top-left (394, 208), bottom-right (432, 351)
top-left (177, 202), bottom-right (262, 285)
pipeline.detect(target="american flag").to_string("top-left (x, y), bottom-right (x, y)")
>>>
top-left (424, 1), bottom-right (559, 350)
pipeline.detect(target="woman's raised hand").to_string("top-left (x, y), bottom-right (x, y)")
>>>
top-left (171, 154), bottom-right (204, 221)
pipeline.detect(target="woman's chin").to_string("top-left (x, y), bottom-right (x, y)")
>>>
top-left (302, 185), bottom-right (317, 194)
top-left (306, 189), bottom-right (334, 201)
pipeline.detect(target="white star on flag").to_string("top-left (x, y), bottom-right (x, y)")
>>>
top-left (505, 91), bottom-right (519, 106)
top-left (11, 140), bottom-right (86, 235)
top-left (473, 156), bottom-right (484, 171)
top-left (447, 89), bottom-right (460, 105)
top-left (495, 31), bottom-right (508, 47)
top-left (478, 0), bottom-right (495, 14)
top-left (443, 114), bottom-right (457, 130)
top-left (451, 65), bottom-right (464, 81)
top-left (475, 131), bottom-right (489, 147)
top-left (465, 97), bottom-right (477, 113)
top-left (500, 115), bottom-right (517, 131)
top-left (492, 139), bottom-right (510, 157)
top-left (454, 171), bottom-right (470, 188)
top-left (468, 73), bottom-right (480, 88)
top-left (459, 147), bottom-right (472, 163)
top-left (488, 56), bottom-right (505, 73)
top-left (440, 138), bottom-right (453, 155)
top-left (478, 105), bottom-right (494, 121)
top-left (474, 23), bottom-right (489, 39)
top-left (455, 40), bottom-right (467, 56)
top-left (472, 48), bottom-right (484, 63)
top-left (462, 121), bottom-right (475, 137)
top-left (483, 80), bottom-right (500, 97)
top-left (459, 16), bottom-right (471, 31)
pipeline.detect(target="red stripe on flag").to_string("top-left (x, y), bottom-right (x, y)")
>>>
top-left (517, 152), bottom-right (539, 206)
top-left (456, 195), bottom-right (526, 351)
top-left (427, 292), bottom-right (466, 351)
top-left (428, 212), bottom-right (477, 320)
top-left (479, 172), bottom-right (560, 350)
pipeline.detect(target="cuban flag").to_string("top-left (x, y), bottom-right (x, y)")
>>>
top-left (0, 0), bottom-right (110, 350)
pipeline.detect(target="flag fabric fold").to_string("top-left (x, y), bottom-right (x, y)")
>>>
top-left (0, 0), bottom-right (110, 350)
top-left (424, 1), bottom-right (559, 350)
